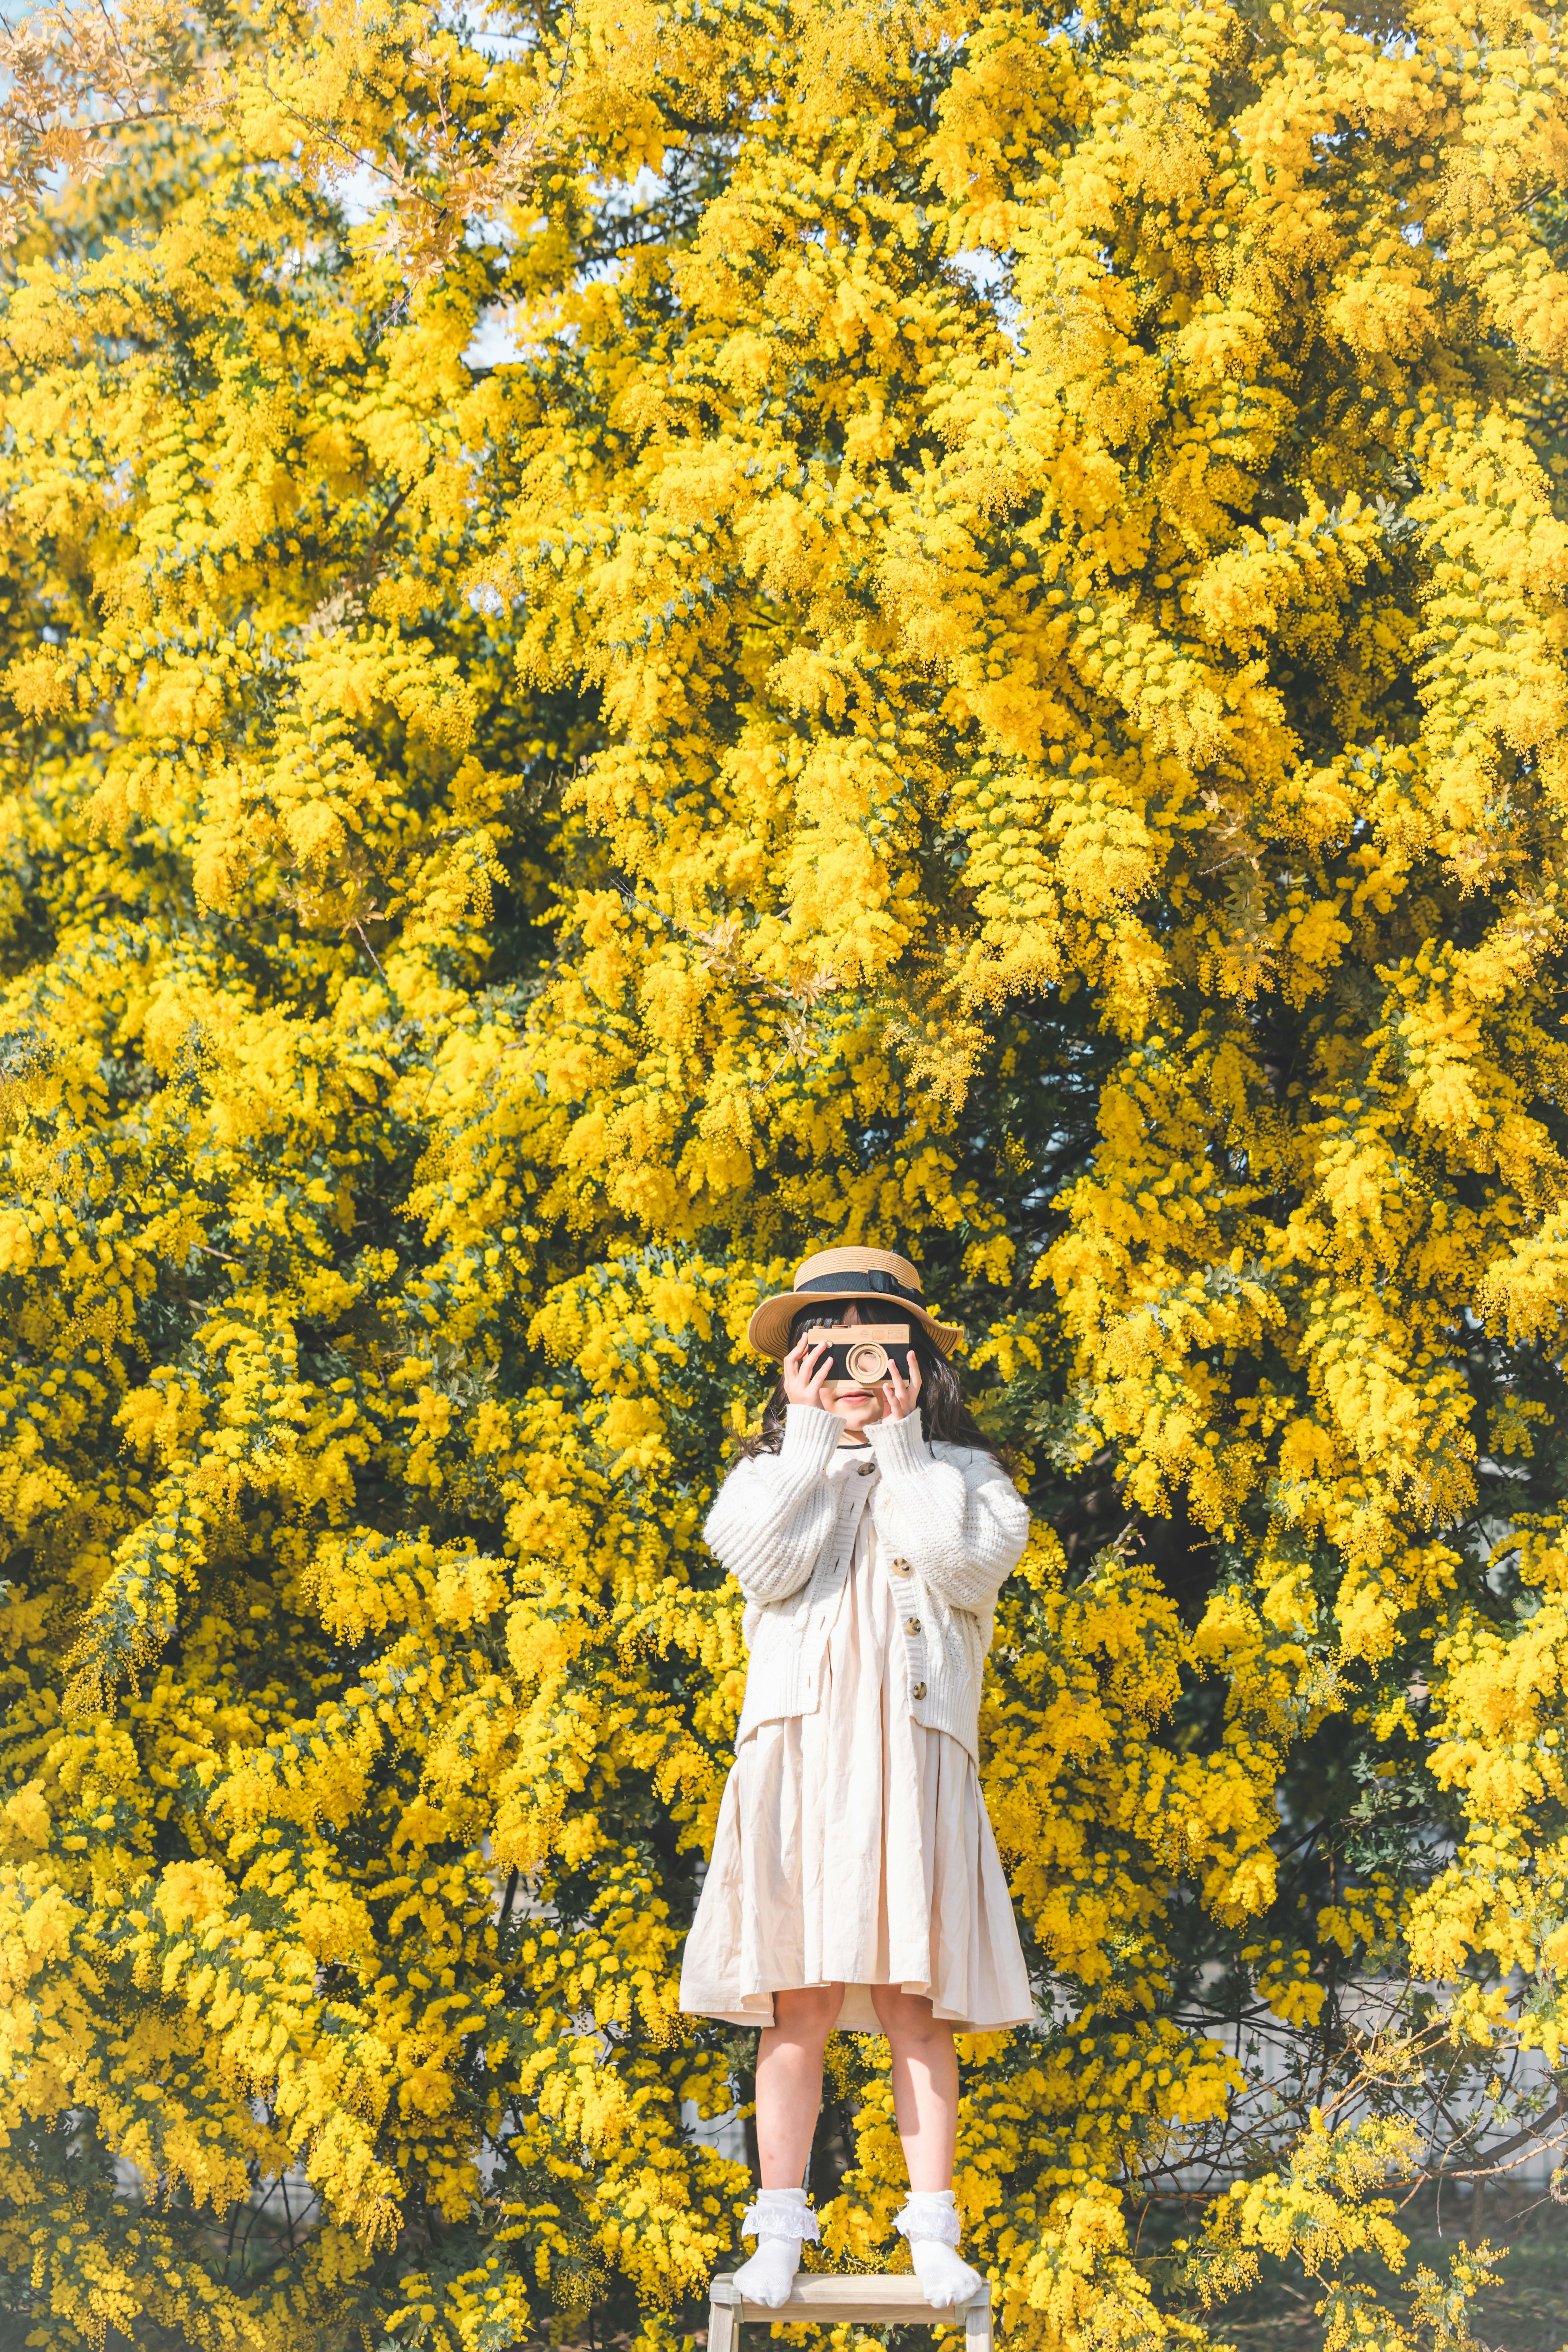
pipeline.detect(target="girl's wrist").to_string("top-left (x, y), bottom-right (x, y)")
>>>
top-left (865, 1411), bottom-right (926, 1461)
top-left (778, 1400), bottom-right (845, 1469)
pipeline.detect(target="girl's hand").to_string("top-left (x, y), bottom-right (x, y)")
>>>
top-left (881, 1350), bottom-right (923, 1424)
top-left (783, 1332), bottom-right (835, 1411)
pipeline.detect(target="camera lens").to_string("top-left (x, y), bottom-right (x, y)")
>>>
top-left (845, 1341), bottom-right (889, 1383)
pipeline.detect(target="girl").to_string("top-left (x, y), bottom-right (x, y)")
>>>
top-left (679, 1245), bottom-right (1033, 2309)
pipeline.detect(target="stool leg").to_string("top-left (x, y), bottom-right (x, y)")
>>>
top-left (709, 2290), bottom-right (737, 2352)
top-left (964, 2290), bottom-right (992, 2352)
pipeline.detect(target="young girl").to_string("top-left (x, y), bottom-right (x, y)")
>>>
top-left (679, 1245), bottom-right (1033, 2309)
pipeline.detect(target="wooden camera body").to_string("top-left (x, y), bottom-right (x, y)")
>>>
top-left (815, 1321), bottom-right (915, 1389)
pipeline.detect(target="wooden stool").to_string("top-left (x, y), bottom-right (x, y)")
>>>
top-left (708, 2272), bottom-right (993, 2350)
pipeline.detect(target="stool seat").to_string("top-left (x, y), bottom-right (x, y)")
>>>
top-left (708, 2272), bottom-right (992, 2348)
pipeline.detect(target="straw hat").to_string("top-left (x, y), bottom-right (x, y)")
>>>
top-left (746, 1245), bottom-right (964, 1361)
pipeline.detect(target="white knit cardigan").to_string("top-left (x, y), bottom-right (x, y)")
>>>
top-left (703, 1403), bottom-right (1031, 1762)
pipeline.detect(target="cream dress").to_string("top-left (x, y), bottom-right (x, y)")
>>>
top-left (680, 1508), bottom-right (1033, 2032)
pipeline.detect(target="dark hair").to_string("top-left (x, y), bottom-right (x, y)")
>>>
top-left (735, 1301), bottom-right (1007, 1466)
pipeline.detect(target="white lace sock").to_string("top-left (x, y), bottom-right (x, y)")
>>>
top-left (735, 2187), bottom-right (818, 2308)
top-left (894, 2191), bottom-right (985, 2310)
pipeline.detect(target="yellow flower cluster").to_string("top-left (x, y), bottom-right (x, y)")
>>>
top-left (1, 0), bottom-right (1566, 2343)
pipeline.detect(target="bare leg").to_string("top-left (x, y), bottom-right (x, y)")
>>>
top-left (871, 1987), bottom-right (982, 2307)
top-left (870, 1984), bottom-right (959, 2187)
top-left (755, 1982), bottom-right (844, 2185)
top-left (736, 1985), bottom-right (844, 2308)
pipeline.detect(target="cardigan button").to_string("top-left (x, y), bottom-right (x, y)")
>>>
top-left (891, 1557), bottom-right (911, 1572)
top-left (911, 1681), bottom-right (927, 1700)
top-left (857, 1461), bottom-right (875, 1476)
top-left (905, 1617), bottom-right (921, 1636)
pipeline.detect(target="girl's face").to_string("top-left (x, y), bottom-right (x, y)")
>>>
top-left (806, 1303), bottom-right (887, 1439)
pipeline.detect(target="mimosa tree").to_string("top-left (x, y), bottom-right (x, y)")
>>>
top-left (1, 0), bottom-right (1566, 2346)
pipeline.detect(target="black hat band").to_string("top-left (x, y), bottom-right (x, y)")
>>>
top-left (797, 1268), bottom-right (924, 1308)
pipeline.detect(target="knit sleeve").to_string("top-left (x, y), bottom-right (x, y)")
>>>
top-left (864, 1416), bottom-right (1029, 1611)
top-left (702, 1404), bottom-right (844, 1604)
